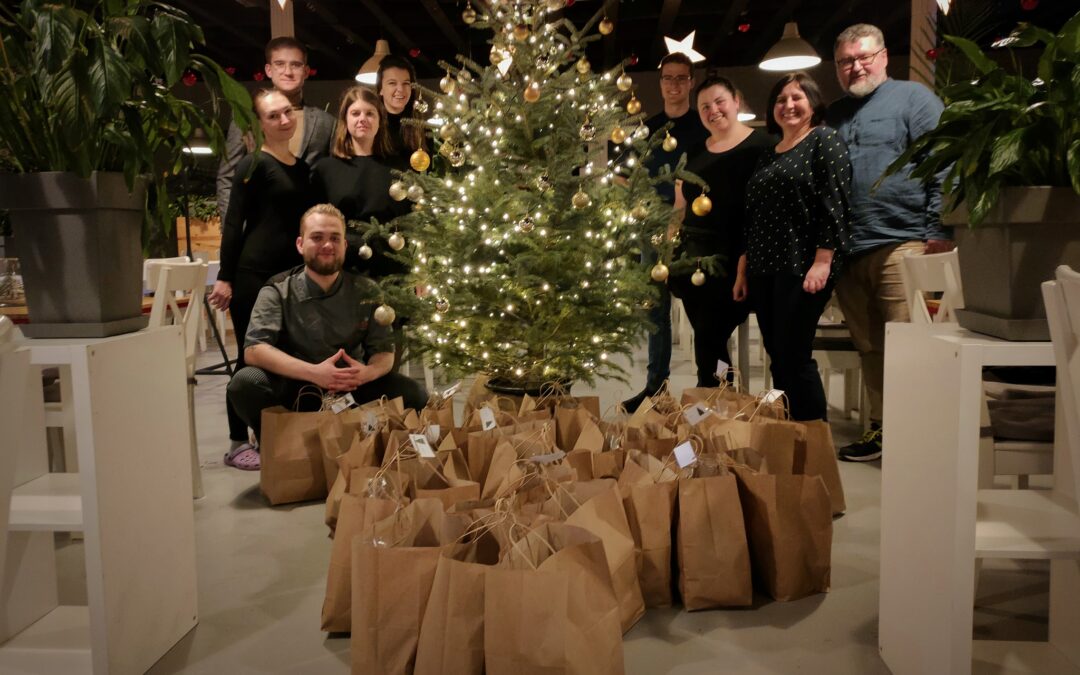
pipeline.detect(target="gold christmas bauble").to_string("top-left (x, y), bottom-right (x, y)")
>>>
top-left (691, 193), bottom-right (713, 216)
top-left (407, 184), bottom-right (424, 201)
top-left (462, 4), bottom-right (477, 24)
top-left (524, 81), bottom-right (541, 103)
top-left (662, 132), bottom-right (677, 152)
top-left (439, 75), bottom-right (456, 95)
top-left (691, 268), bottom-right (706, 286)
top-left (536, 173), bottom-right (552, 192)
top-left (626, 95), bottom-right (641, 115)
top-left (650, 263), bottom-right (669, 283)
top-left (358, 244), bottom-right (373, 260)
top-left (616, 72), bottom-right (633, 91)
top-left (631, 203), bottom-right (649, 220)
top-left (490, 46), bottom-right (504, 64)
top-left (410, 148), bottom-right (431, 172)
top-left (449, 148), bottom-right (466, 167)
top-left (435, 298), bottom-right (450, 313)
top-left (388, 232), bottom-right (405, 251)
top-left (439, 123), bottom-right (456, 140)
top-left (579, 120), bottom-right (596, 141)
top-left (610, 125), bottom-right (626, 144)
top-left (518, 216), bottom-right (535, 233)
top-left (413, 96), bottom-right (429, 114)
top-left (513, 23), bottom-right (529, 41)
top-left (576, 57), bottom-right (590, 74)
top-left (572, 189), bottom-right (591, 209)
top-left (598, 17), bottom-right (614, 35)
top-left (388, 181), bottom-right (408, 201)
top-left (373, 304), bottom-right (396, 326)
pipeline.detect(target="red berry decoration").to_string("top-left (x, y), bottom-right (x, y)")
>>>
top-left (181, 71), bottom-right (197, 86)
top-left (253, 72), bottom-right (265, 81)
top-left (926, 48), bottom-right (939, 60)
top-left (1021, 0), bottom-right (1038, 9)
top-left (308, 67), bottom-right (317, 77)
top-left (225, 66), bottom-right (236, 76)
top-left (409, 48), bottom-right (421, 58)
top-left (738, 23), bottom-right (751, 33)
top-left (566, 0), bottom-right (574, 5)
top-left (628, 53), bottom-right (638, 66)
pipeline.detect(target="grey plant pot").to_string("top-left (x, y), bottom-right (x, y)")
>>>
top-left (0, 171), bottom-right (149, 338)
top-left (946, 186), bottom-right (1080, 341)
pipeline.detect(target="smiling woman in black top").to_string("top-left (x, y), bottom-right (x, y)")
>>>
top-left (377, 55), bottom-right (426, 163)
top-left (311, 85), bottom-right (410, 279)
top-left (670, 76), bottom-right (774, 386)
top-left (208, 88), bottom-right (311, 465)
top-left (744, 72), bottom-right (853, 421)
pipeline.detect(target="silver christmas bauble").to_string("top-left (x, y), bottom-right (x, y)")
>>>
top-left (358, 244), bottom-right (373, 260)
top-left (579, 121), bottom-right (596, 142)
top-left (413, 97), bottom-right (429, 114)
top-left (435, 298), bottom-right (450, 313)
top-left (616, 72), bottom-right (633, 91)
top-left (662, 133), bottom-right (677, 152)
top-left (519, 216), bottom-right (535, 233)
top-left (535, 53), bottom-right (551, 71)
top-left (462, 4), bottom-right (477, 24)
top-left (388, 181), bottom-right (408, 201)
top-left (388, 232), bottom-right (405, 251)
top-left (407, 184), bottom-right (424, 201)
top-left (536, 174), bottom-right (552, 192)
top-left (691, 268), bottom-right (706, 286)
top-left (449, 149), bottom-right (465, 167)
top-left (373, 304), bottom-right (396, 326)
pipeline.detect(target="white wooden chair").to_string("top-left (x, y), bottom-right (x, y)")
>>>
top-left (1044, 265), bottom-right (1080, 503)
top-left (900, 248), bottom-right (964, 324)
top-left (145, 259), bottom-right (208, 499)
top-left (812, 298), bottom-right (867, 426)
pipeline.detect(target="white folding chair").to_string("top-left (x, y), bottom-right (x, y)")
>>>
top-left (1044, 266), bottom-right (1080, 504)
top-left (146, 260), bottom-right (209, 499)
top-left (900, 248), bottom-right (964, 325)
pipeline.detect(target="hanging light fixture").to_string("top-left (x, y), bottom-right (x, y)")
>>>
top-left (737, 102), bottom-right (756, 123)
top-left (936, 0), bottom-right (952, 14)
top-left (355, 39), bottom-right (391, 84)
top-left (759, 22), bottom-right (821, 71)
top-left (181, 129), bottom-right (214, 155)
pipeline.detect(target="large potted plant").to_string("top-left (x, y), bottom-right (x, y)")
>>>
top-left (0, 0), bottom-right (255, 337)
top-left (887, 9), bottom-right (1080, 341)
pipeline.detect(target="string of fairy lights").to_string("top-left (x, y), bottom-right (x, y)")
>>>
top-left (366, 0), bottom-right (710, 385)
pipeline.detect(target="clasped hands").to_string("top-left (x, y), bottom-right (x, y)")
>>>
top-left (310, 349), bottom-right (376, 392)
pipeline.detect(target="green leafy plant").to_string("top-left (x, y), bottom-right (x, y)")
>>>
top-left (0, 0), bottom-right (256, 224)
top-left (884, 9), bottom-right (1080, 225)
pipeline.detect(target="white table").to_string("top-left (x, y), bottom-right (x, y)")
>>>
top-left (0, 328), bottom-right (198, 674)
top-left (880, 323), bottom-right (1080, 675)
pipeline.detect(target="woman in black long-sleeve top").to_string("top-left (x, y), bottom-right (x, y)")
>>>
top-left (311, 85), bottom-right (410, 278)
top-left (743, 72), bottom-right (853, 421)
top-left (208, 88), bottom-right (311, 464)
top-left (670, 76), bottom-right (774, 386)
top-left (376, 55), bottom-right (426, 164)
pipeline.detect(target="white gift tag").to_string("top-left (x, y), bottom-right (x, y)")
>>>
top-left (762, 388), bottom-right (785, 404)
top-left (425, 424), bottom-right (441, 443)
top-left (409, 433), bottom-right (437, 458)
top-left (330, 393), bottom-right (357, 414)
top-left (443, 381), bottom-right (462, 399)
top-left (362, 411), bottom-right (379, 434)
top-left (683, 403), bottom-right (713, 425)
top-left (715, 359), bottom-right (729, 379)
top-left (527, 450), bottom-right (567, 465)
top-left (479, 406), bottom-right (497, 431)
top-left (673, 441), bottom-right (697, 468)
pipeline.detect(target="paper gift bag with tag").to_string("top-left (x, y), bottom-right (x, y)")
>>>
top-left (676, 473), bottom-right (753, 609)
top-left (321, 492), bottom-right (400, 632)
top-left (704, 418), bottom-right (798, 475)
top-left (734, 467), bottom-right (833, 601)
top-left (540, 479), bottom-right (645, 632)
top-left (413, 455), bottom-right (482, 511)
top-left (259, 406), bottom-right (332, 505)
top-left (414, 528), bottom-right (503, 675)
top-left (484, 522), bottom-right (624, 675)
top-left (618, 458), bottom-right (678, 608)
top-left (325, 431), bottom-right (383, 534)
top-left (351, 499), bottom-right (471, 675)
top-left (758, 418), bottom-right (846, 516)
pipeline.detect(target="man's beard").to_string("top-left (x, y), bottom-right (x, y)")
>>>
top-left (847, 72), bottom-right (886, 98)
top-left (305, 251), bottom-right (343, 275)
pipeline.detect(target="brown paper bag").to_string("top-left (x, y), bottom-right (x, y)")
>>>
top-left (484, 522), bottom-right (624, 675)
top-left (676, 474), bottom-right (753, 609)
top-left (321, 492), bottom-right (399, 631)
top-left (705, 418), bottom-right (798, 474)
top-left (325, 430), bottom-right (383, 533)
top-left (351, 499), bottom-right (470, 675)
top-left (259, 406), bottom-right (332, 505)
top-left (796, 420), bottom-right (846, 516)
top-left (543, 480), bottom-right (645, 632)
top-left (734, 469), bottom-right (833, 601)
top-left (414, 530), bottom-right (503, 675)
top-left (622, 476), bottom-right (677, 608)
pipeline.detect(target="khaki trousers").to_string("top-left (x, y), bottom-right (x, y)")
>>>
top-left (835, 241), bottom-right (925, 423)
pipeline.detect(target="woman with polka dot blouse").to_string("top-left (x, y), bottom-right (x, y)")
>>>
top-left (743, 72), bottom-right (853, 421)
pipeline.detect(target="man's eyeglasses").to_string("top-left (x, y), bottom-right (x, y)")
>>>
top-left (837, 48), bottom-right (885, 71)
top-left (660, 75), bottom-right (692, 85)
top-left (270, 60), bottom-right (306, 72)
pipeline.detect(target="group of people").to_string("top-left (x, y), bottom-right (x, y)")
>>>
top-left (208, 37), bottom-right (429, 470)
top-left (206, 22), bottom-right (946, 471)
top-left (623, 23), bottom-right (947, 463)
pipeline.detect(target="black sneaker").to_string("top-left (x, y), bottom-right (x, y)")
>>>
top-left (839, 424), bottom-right (882, 462)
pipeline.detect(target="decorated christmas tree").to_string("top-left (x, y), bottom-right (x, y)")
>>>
top-left (364, 0), bottom-right (703, 389)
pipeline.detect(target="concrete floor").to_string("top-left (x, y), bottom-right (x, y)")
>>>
top-left (49, 330), bottom-right (1048, 674)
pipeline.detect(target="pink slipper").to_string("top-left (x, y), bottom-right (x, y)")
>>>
top-left (224, 443), bottom-right (261, 471)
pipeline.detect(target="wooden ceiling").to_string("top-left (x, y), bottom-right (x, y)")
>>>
top-left (164, 0), bottom-right (1076, 81)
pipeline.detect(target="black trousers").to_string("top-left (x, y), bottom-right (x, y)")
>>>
top-left (751, 273), bottom-right (833, 421)
top-left (226, 366), bottom-right (429, 442)
top-left (225, 270), bottom-right (267, 441)
top-left (672, 273), bottom-right (750, 387)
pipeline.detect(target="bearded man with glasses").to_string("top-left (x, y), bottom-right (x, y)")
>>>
top-left (826, 23), bottom-right (949, 462)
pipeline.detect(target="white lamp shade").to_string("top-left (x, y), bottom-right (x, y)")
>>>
top-left (355, 39), bottom-right (391, 84)
top-left (759, 22), bottom-right (821, 71)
